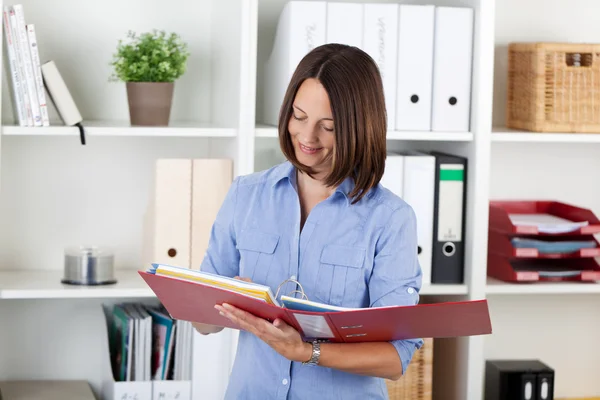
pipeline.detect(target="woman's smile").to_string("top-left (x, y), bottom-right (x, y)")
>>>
top-left (299, 142), bottom-right (323, 155)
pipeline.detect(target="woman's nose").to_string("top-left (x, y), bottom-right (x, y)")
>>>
top-left (298, 125), bottom-right (319, 143)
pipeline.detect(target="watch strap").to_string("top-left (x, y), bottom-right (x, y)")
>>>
top-left (302, 340), bottom-right (321, 366)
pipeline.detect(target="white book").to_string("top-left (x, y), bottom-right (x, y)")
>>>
top-left (12, 4), bottom-right (42, 126)
top-left (326, 2), bottom-right (363, 47)
top-left (41, 60), bottom-right (82, 126)
top-left (395, 5), bottom-right (435, 131)
top-left (262, 1), bottom-right (327, 126)
top-left (26, 24), bottom-right (50, 126)
top-left (2, 7), bottom-right (26, 126)
top-left (8, 8), bottom-right (32, 126)
top-left (362, 3), bottom-right (399, 131)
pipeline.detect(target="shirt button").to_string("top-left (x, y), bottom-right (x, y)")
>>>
top-left (407, 287), bottom-right (415, 294)
top-left (282, 378), bottom-right (289, 385)
top-left (290, 275), bottom-right (297, 281)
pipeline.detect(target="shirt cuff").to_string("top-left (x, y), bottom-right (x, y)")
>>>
top-left (390, 338), bottom-right (424, 375)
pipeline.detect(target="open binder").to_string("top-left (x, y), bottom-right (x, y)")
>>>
top-left (138, 266), bottom-right (492, 342)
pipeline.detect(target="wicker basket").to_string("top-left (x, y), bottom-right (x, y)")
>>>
top-left (506, 42), bottom-right (600, 133)
top-left (386, 338), bottom-right (433, 400)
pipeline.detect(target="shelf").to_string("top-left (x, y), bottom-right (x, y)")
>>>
top-left (420, 283), bottom-right (468, 295)
top-left (0, 268), bottom-right (467, 299)
top-left (492, 127), bottom-right (600, 143)
top-left (486, 277), bottom-right (600, 295)
top-left (0, 269), bottom-right (155, 299)
top-left (255, 124), bottom-right (473, 141)
top-left (1, 121), bottom-right (237, 138)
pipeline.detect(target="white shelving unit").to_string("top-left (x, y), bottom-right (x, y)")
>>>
top-left (2, 0), bottom-right (599, 399)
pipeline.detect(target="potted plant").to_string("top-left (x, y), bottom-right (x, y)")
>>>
top-left (110, 29), bottom-right (190, 126)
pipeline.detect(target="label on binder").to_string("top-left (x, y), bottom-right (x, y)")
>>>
top-left (437, 164), bottom-right (464, 241)
top-left (292, 313), bottom-right (336, 339)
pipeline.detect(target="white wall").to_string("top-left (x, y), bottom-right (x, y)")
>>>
top-left (488, 0), bottom-right (600, 397)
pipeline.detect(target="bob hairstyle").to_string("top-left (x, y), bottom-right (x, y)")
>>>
top-left (278, 43), bottom-right (387, 204)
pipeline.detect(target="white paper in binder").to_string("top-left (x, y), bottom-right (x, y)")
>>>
top-left (395, 5), bottom-right (435, 131)
top-left (326, 2), bottom-right (363, 47)
top-left (262, 1), bottom-right (326, 126)
top-left (362, 3), bottom-right (398, 131)
top-left (41, 60), bottom-right (82, 126)
top-left (431, 7), bottom-right (474, 132)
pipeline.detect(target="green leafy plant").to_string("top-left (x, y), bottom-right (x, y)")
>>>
top-left (110, 29), bottom-right (190, 82)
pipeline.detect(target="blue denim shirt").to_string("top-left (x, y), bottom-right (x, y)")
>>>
top-left (200, 161), bottom-right (423, 400)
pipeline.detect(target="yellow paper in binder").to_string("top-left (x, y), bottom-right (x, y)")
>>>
top-left (151, 263), bottom-right (280, 306)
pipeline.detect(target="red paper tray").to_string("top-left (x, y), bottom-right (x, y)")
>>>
top-left (488, 229), bottom-right (600, 259)
top-left (489, 200), bottom-right (600, 236)
top-left (487, 253), bottom-right (600, 283)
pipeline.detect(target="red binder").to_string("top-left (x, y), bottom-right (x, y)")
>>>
top-left (139, 271), bottom-right (492, 342)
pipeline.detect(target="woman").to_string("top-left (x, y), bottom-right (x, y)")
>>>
top-left (195, 43), bottom-right (423, 399)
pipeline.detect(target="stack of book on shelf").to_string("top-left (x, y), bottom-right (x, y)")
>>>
top-left (102, 302), bottom-right (193, 400)
top-left (139, 263), bottom-right (493, 342)
top-left (487, 200), bottom-right (600, 283)
top-left (2, 4), bottom-right (49, 127)
top-left (3, 3), bottom-right (82, 130)
top-left (263, 1), bottom-right (474, 133)
top-left (380, 150), bottom-right (467, 286)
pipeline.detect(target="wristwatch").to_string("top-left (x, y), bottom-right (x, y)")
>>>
top-left (302, 340), bottom-right (321, 366)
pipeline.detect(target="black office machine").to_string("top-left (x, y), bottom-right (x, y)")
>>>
top-left (485, 359), bottom-right (554, 400)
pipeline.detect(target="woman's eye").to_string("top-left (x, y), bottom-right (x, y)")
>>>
top-left (322, 126), bottom-right (334, 132)
top-left (293, 114), bottom-right (306, 121)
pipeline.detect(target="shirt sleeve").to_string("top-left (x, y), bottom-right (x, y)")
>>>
top-left (368, 203), bottom-right (424, 375)
top-left (199, 176), bottom-right (240, 278)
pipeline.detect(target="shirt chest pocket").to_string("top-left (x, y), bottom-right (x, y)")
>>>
top-left (236, 229), bottom-right (280, 283)
top-left (316, 244), bottom-right (366, 306)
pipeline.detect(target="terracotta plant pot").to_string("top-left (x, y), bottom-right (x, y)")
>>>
top-left (126, 82), bottom-right (174, 126)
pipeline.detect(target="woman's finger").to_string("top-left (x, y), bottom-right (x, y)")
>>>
top-left (217, 304), bottom-right (274, 338)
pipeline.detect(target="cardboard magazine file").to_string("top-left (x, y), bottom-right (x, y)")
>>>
top-left (139, 271), bottom-right (493, 342)
top-left (101, 305), bottom-right (152, 400)
top-left (142, 158), bottom-right (233, 270)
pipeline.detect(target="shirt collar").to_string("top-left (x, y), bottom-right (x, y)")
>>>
top-left (272, 161), bottom-right (354, 205)
top-left (271, 161), bottom-right (297, 188)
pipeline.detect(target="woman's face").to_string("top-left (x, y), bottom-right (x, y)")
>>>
top-left (287, 78), bottom-right (335, 177)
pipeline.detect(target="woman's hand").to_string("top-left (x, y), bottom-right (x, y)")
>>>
top-left (215, 302), bottom-right (312, 363)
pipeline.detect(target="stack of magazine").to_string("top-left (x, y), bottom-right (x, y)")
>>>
top-left (104, 301), bottom-right (193, 383)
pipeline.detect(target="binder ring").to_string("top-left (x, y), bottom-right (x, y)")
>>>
top-left (275, 278), bottom-right (308, 300)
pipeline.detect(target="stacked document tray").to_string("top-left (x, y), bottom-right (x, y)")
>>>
top-left (487, 201), bottom-right (600, 283)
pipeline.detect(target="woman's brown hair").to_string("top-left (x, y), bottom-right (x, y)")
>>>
top-left (278, 43), bottom-right (387, 204)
